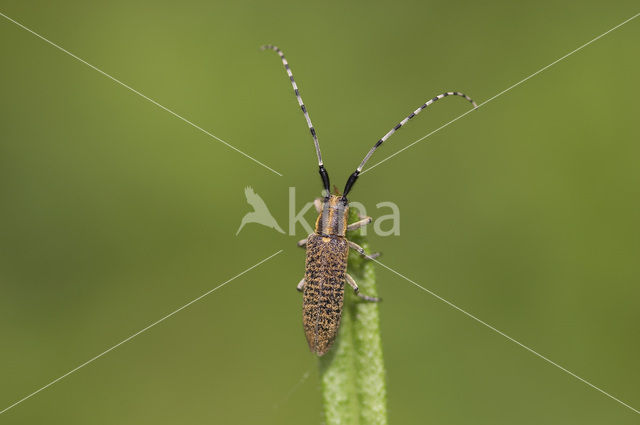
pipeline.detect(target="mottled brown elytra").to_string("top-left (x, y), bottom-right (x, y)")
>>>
top-left (296, 196), bottom-right (380, 355)
top-left (263, 44), bottom-right (477, 355)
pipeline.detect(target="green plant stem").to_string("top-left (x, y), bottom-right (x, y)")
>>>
top-left (319, 210), bottom-right (387, 425)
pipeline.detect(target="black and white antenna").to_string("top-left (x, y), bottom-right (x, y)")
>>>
top-left (262, 45), bottom-right (331, 194)
top-left (343, 91), bottom-right (477, 196)
top-left (263, 45), bottom-right (477, 198)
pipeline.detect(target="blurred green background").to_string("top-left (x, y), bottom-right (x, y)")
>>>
top-left (1, 1), bottom-right (639, 424)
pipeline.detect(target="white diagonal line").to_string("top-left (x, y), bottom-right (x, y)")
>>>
top-left (0, 11), bottom-right (283, 177)
top-left (372, 257), bottom-right (640, 415)
top-left (272, 368), bottom-right (312, 410)
top-left (362, 11), bottom-right (640, 175)
top-left (0, 249), bottom-right (283, 415)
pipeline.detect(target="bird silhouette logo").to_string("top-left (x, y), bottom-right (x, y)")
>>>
top-left (236, 186), bottom-right (285, 235)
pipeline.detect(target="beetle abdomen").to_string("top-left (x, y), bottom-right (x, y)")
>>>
top-left (303, 234), bottom-right (349, 355)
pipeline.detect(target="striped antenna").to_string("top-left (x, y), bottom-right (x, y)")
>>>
top-left (262, 44), bottom-right (330, 194)
top-left (343, 91), bottom-right (477, 196)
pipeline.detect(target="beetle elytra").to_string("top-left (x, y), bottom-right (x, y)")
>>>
top-left (262, 44), bottom-right (477, 355)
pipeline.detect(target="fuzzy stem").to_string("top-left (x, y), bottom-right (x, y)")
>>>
top-left (319, 209), bottom-right (388, 425)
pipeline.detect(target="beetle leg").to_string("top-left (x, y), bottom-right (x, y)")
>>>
top-left (347, 215), bottom-right (372, 231)
top-left (297, 233), bottom-right (313, 248)
top-left (314, 198), bottom-right (323, 213)
top-left (346, 273), bottom-right (381, 302)
top-left (296, 277), bottom-right (305, 292)
top-left (348, 240), bottom-right (381, 260)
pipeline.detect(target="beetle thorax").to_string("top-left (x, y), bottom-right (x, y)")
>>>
top-left (315, 195), bottom-right (349, 237)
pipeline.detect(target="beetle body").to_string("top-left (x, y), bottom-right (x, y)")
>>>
top-left (303, 196), bottom-right (349, 355)
top-left (263, 44), bottom-right (476, 355)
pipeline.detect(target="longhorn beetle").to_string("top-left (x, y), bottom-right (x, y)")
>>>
top-left (262, 45), bottom-right (477, 356)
